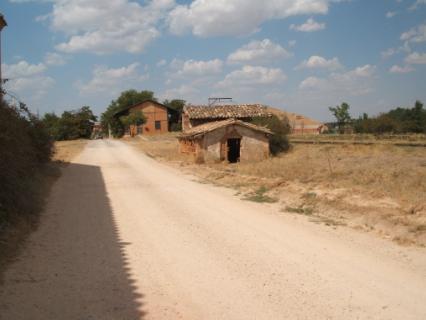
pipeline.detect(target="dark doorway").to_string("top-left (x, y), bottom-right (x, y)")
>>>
top-left (227, 138), bottom-right (241, 163)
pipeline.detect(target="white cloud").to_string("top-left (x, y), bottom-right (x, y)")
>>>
top-left (290, 18), bottom-right (325, 32)
top-left (352, 64), bottom-right (376, 77)
top-left (381, 42), bottom-right (411, 59)
top-left (3, 60), bottom-right (46, 78)
top-left (157, 59), bottom-right (167, 67)
top-left (400, 23), bottom-right (426, 44)
top-left (381, 48), bottom-right (397, 59)
top-left (48, 0), bottom-right (175, 54)
top-left (227, 39), bottom-right (292, 65)
top-left (409, 0), bottom-right (426, 10)
top-left (296, 55), bottom-right (342, 70)
top-left (389, 65), bottom-right (414, 73)
top-left (217, 65), bottom-right (287, 88)
top-left (162, 83), bottom-right (199, 100)
top-left (386, 11), bottom-right (397, 18)
top-left (171, 59), bottom-right (223, 77)
top-left (299, 76), bottom-right (326, 89)
top-left (405, 52), bottom-right (426, 64)
top-left (78, 63), bottom-right (148, 95)
top-left (44, 52), bottom-right (67, 66)
top-left (299, 64), bottom-right (376, 96)
top-left (2, 60), bottom-right (54, 101)
top-left (168, 0), bottom-right (333, 37)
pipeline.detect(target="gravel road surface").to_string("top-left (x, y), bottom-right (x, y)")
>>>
top-left (1, 140), bottom-right (425, 319)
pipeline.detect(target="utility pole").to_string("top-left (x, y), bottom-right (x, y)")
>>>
top-left (0, 13), bottom-right (7, 101)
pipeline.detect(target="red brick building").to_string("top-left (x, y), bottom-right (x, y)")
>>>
top-left (115, 100), bottom-right (175, 136)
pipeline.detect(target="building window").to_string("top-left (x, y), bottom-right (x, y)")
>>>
top-left (155, 121), bottom-right (161, 130)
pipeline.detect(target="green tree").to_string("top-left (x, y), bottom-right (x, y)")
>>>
top-left (43, 106), bottom-right (97, 140)
top-left (41, 112), bottom-right (61, 140)
top-left (251, 115), bottom-right (291, 155)
top-left (163, 99), bottom-right (185, 131)
top-left (329, 102), bottom-right (352, 134)
top-left (75, 106), bottom-right (97, 139)
top-left (372, 114), bottom-right (399, 134)
top-left (353, 100), bottom-right (425, 134)
top-left (101, 89), bottom-right (156, 137)
top-left (120, 110), bottom-right (146, 136)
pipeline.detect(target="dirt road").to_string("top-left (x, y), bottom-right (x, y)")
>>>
top-left (1, 140), bottom-right (425, 320)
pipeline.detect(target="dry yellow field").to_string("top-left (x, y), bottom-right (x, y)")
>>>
top-left (53, 140), bottom-right (88, 163)
top-left (126, 134), bottom-right (426, 246)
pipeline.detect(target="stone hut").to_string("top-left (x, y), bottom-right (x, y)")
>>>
top-left (178, 119), bottom-right (272, 163)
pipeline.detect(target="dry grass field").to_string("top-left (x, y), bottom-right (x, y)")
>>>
top-left (127, 134), bottom-right (426, 247)
top-left (53, 140), bottom-right (88, 163)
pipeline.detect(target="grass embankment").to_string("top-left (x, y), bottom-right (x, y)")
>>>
top-left (127, 134), bottom-right (426, 247)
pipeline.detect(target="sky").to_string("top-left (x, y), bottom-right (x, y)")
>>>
top-left (1, 0), bottom-right (426, 121)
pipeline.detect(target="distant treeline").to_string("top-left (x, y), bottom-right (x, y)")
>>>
top-left (328, 101), bottom-right (426, 134)
top-left (41, 106), bottom-right (97, 141)
top-left (353, 101), bottom-right (426, 134)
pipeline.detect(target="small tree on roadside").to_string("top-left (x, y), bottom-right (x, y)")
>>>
top-left (120, 111), bottom-right (146, 137)
top-left (329, 102), bottom-right (352, 134)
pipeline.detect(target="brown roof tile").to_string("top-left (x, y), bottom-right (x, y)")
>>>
top-left (179, 119), bottom-right (272, 139)
top-left (184, 104), bottom-right (271, 119)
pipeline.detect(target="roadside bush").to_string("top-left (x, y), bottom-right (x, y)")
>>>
top-left (251, 115), bottom-right (291, 155)
top-left (0, 100), bottom-right (53, 229)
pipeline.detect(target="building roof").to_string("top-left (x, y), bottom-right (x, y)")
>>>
top-left (184, 104), bottom-right (271, 120)
top-left (266, 106), bottom-right (324, 128)
top-left (179, 119), bottom-right (272, 139)
top-left (114, 99), bottom-right (176, 118)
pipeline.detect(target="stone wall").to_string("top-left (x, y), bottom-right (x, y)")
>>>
top-left (202, 125), bottom-right (269, 163)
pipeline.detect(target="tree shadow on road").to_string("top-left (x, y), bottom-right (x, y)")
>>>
top-left (0, 163), bottom-right (146, 320)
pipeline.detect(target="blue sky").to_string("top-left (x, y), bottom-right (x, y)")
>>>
top-left (1, 0), bottom-right (426, 121)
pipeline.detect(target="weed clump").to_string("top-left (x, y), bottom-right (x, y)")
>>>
top-left (243, 186), bottom-right (278, 203)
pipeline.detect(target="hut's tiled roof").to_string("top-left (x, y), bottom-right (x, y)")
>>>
top-left (184, 104), bottom-right (271, 119)
top-left (179, 119), bottom-right (272, 139)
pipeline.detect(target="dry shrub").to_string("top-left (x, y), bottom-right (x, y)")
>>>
top-left (0, 101), bottom-right (53, 229)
